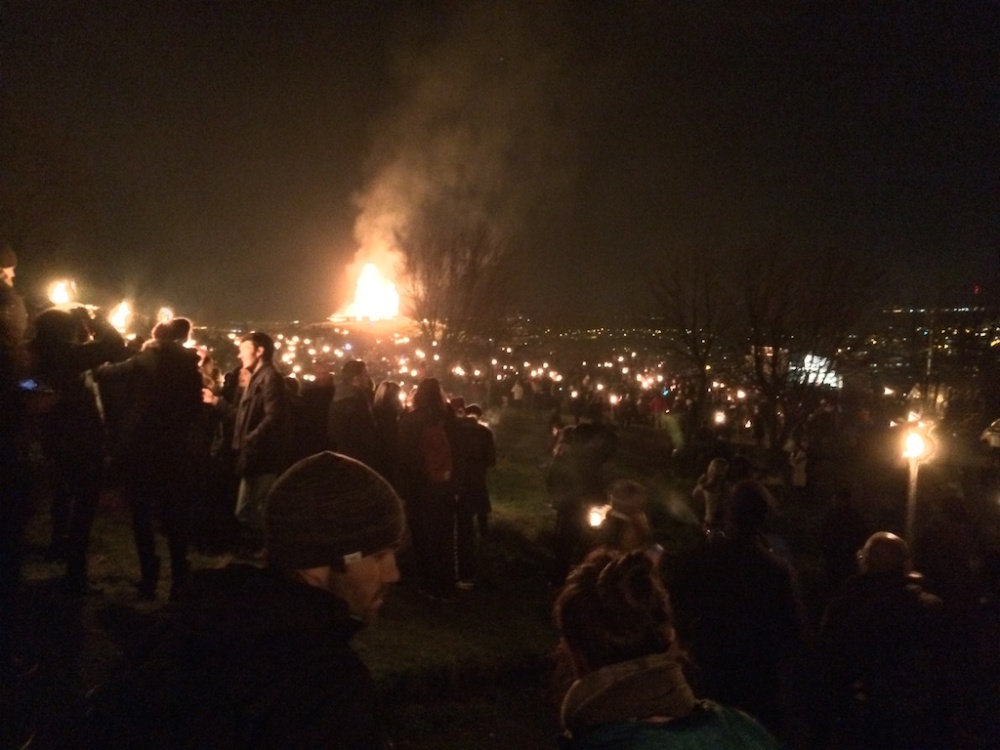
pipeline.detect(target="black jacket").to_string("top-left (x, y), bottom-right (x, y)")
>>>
top-left (84, 565), bottom-right (388, 750)
top-left (232, 361), bottom-right (291, 476)
top-left (327, 382), bottom-right (377, 467)
top-left (97, 340), bottom-right (202, 465)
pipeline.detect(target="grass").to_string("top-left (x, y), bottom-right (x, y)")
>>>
top-left (10, 409), bottom-right (996, 748)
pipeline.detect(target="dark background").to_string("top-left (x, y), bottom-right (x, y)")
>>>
top-left (2, 0), bottom-right (996, 322)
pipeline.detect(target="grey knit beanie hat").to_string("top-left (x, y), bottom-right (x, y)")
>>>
top-left (265, 452), bottom-right (404, 570)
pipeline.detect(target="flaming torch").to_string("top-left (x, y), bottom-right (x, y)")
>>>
top-left (48, 280), bottom-right (75, 306)
top-left (109, 301), bottom-right (131, 334)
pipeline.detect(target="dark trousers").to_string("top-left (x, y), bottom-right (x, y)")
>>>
top-left (409, 484), bottom-right (457, 596)
top-left (456, 504), bottom-right (476, 583)
top-left (50, 453), bottom-right (102, 586)
top-left (126, 455), bottom-right (191, 596)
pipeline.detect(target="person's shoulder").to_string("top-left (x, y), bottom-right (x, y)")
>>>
top-left (672, 700), bottom-right (782, 748)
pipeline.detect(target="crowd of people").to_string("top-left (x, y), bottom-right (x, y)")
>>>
top-left (2, 243), bottom-right (997, 749)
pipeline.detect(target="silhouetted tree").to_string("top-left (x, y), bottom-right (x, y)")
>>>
top-left (651, 247), bottom-right (734, 442)
top-left (398, 218), bottom-right (516, 373)
top-left (737, 245), bottom-right (882, 448)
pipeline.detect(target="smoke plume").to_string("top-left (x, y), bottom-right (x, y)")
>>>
top-left (346, 1), bottom-right (582, 305)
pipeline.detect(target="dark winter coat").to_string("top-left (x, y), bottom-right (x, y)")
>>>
top-left (819, 571), bottom-right (952, 749)
top-left (28, 319), bottom-right (125, 464)
top-left (83, 565), bottom-right (388, 750)
top-left (667, 533), bottom-right (802, 732)
top-left (397, 405), bottom-right (460, 499)
top-left (232, 361), bottom-right (291, 476)
top-left (453, 415), bottom-right (496, 514)
top-left (327, 382), bottom-right (377, 467)
top-left (97, 339), bottom-right (202, 467)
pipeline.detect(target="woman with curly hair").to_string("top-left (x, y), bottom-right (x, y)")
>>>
top-left (553, 548), bottom-right (780, 749)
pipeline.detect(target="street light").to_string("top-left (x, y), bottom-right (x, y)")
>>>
top-left (902, 429), bottom-right (930, 543)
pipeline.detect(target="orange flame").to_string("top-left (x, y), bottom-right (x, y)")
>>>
top-left (341, 263), bottom-right (400, 321)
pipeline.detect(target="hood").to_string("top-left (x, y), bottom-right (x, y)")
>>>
top-left (561, 653), bottom-right (696, 736)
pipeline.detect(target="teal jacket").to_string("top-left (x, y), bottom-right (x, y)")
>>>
top-left (560, 700), bottom-right (781, 749)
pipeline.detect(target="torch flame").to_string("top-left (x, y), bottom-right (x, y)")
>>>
top-left (48, 280), bottom-right (74, 305)
top-left (110, 301), bottom-right (131, 333)
top-left (341, 263), bottom-right (399, 321)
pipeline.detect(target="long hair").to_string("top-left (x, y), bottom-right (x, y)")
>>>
top-left (411, 377), bottom-right (448, 412)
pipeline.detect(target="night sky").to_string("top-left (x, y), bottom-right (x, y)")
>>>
top-left (2, 1), bottom-right (997, 323)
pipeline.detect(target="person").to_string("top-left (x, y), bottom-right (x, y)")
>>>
top-left (230, 331), bottom-right (291, 553)
top-left (371, 379), bottom-right (403, 486)
top-left (294, 368), bottom-right (335, 460)
top-left (668, 479), bottom-right (803, 735)
top-left (599, 479), bottom-right (658, 558)
top-left (327, 359), bottom-right (377, 467)
top-left (398, 377), bottom-right (460, 601)
top-left (27, 307), bottom-right (125, 593)
top-left (691, 456), bottom-right (730, 539)
top-left (554, 547), bottom-right (782, 749)
top-left (549, 422), bottom-right (614, 582)
top-left (97, 321), bottom-right (202, 600)
top-left (819, 531), bottom-right (953, 749)
top-left (453, 402), bottom-right (496, 588)
top-left (0, 311), bottom-right (32, 681)
top-left (0, 243), bottom-right (28, 346)
top-left (82, 451), bottom-right (405, 749)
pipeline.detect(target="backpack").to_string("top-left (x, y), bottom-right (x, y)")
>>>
top-left (419, 419), bottom-right (452, 483)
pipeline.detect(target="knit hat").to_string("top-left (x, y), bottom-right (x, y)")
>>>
top-left (0, 244), bottom-right (16, 269)
top-left (265, 452), bottom-right (405, 570)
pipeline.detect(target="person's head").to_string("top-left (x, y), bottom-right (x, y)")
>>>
top-left (32, 307), bottom-right (89, 345)
top-left (0, 243), bottom-right (16, 286)
top-left (609, 479), bottom-right (647, 516)
top-left (169, 316), bottom-right (192, 342)
top-left (857, 531), bottom-right (911, 576)
top-left (373, 380), bottom-right (402, 412)
top-left (554, 548), bottom-right (675, 678)
top-left (341, 358), bottom-right (369, 387)
top-left (728, 479), bottom-right (773, 536)
top-left (465, 403), bottom-right (483, 419)
top-left (151, 322), bottom-right (173, 341)
top-left (449, 396), bottom-right (466, 416)
top-left (265, 452), bottom-right (406, 623)
top-left (412, 377), bottom-right (447, 411)
top-left (706, 457), bottom-right (729, 482)
top-left (603, 480), bottom-right (654, 553)
top-left (238, 331), bottom-right (274, 372)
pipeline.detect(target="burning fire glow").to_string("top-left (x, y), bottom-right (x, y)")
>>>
top-left (109, 301), bottom-right (131, 333)
top-left (341, 263), bottom-right (399, 321)
top-left (48, 280), bottom-right (74, 305)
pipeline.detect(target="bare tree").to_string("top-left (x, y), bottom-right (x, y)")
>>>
top-left (738, 245), bottom-right (883, 448)
top-left (650, 247), bottom-right (734, 442)
top-left (398, 218), bottom-right (517, 368)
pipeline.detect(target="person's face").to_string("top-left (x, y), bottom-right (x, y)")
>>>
top-left (329, 548), bottom-right (399, 623)
top-left (352, 367), bottom-right (373, 393)
top-left (238, 341), bottom-right (263, 372)
top-left (0, 266), bottom-right (13, 286)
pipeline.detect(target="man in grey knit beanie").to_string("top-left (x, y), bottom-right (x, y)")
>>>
top-left (83, 451), bottom-right (407, 749)
top-left (265, 450), bottom-right (406, 623)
